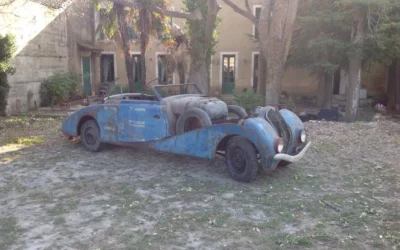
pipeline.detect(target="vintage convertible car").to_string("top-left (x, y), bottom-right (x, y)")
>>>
top-left (62, 84), bottom-right (311, 182)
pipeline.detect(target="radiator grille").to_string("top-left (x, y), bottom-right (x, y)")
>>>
top-left (266, 109), bottom-right (292, 153)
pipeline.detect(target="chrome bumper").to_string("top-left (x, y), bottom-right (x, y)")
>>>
top-left (273, 142), bottom-right (311, 163)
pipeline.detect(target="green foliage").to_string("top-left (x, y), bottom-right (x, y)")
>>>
top-left (288, 0), bottom-right (400, 75)
top-left (39, 73), bottom-right (83, 107)
top-left (232, 89), bottom-right (260, 114)
top-left (0, 34), bottom-right (16, 116)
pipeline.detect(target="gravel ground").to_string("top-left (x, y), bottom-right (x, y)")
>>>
top-left (0, 116), bottom-right (399, 250)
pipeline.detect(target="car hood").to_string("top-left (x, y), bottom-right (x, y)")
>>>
top-left (167, 95), bottom-right (228, 120)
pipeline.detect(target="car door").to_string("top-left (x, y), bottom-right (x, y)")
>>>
top-left (117, 100), bottom-right (168, 142)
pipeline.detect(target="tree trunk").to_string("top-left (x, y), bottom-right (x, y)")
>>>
top-left (345, 9), bottom-right (364, 122)
top-left (264, 62), bottom-right (285, 107)
top-left (258, 0), bottom-right (300, 108)
top-left (187, 0), bottom-right (220, 95)
top-left (317, 72), bottom-right (326, 107)
top-left (258, 52), bottom-right (267, 105)
top-left (395, 60), bottom-right (400, 110)
top-left (139, 8), bottom-right (149, 91)
top-left (317, 72), bottom-right (334, 109)
top-left (177, 61), bottom-right (185, 84)
top-left (115, 4), bottom-right (134, 93)
top-left (188, 60), bottom-right (208, 95)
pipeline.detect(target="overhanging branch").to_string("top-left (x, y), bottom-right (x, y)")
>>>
top-left (222, 0), bottom-right (256, 25)
top-left (109, 0), bottom-right (202, 20)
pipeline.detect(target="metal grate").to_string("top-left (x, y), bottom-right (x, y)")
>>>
top-left (267, 109), bottom-right (292, 153)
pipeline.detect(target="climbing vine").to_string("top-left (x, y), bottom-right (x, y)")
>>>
top-left (0, 34), bottom-right (16, 116)
top-left (183, 0), bottom-right (220, 86)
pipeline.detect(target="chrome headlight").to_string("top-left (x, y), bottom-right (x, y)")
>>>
top-left (300, 130), bottom-right (307, 143)
top-left (276, 138), bottom-right (284, 153)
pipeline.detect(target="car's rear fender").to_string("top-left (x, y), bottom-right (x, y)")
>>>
top-left (62, 105), bottom-right (119, 143)
top-left (151, 117), bottom-right (279, 169)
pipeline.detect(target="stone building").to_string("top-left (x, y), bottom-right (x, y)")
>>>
top-left (1, 0), bottom-right (100, 113)
top-left (1, 0), bottom-right (394, 114)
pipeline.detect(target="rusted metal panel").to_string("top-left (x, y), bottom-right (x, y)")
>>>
top-left (150, 117), bottom-right (279, 169)
top-left (61, 94), bottom-right (309, 171)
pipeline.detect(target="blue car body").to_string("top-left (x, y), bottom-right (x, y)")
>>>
top-left (62, 89), bottom-right (310, 171)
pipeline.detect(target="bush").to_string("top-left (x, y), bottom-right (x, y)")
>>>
top-left (232, 89), bottom-right (261, 114)
top-left (0, 34), bottom-right (16, 116)
top-left (40, 73), bottom-right (83, 107)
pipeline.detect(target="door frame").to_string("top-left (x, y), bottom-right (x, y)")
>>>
top-left (220, 52), bottom-right (239, 91)
top-left (100, 51), bottom-right (118, 81)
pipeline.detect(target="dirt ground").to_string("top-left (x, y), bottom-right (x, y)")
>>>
top-left (0, 115), bottom-right (399, 250)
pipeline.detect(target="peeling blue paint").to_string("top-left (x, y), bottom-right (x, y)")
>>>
top-left (61, 100), bottom-right (307, 170)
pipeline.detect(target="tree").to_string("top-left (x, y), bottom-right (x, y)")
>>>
top-left (0, 34), bottom-right (16, 116)
top-left (287, 0), bottom-right (349, 109)
top-left (96, 0), bottom-right (170, 92)
top-left (109, 0), bottom-right (220, 95)
top-left (223, 0), bottom-right (299, 107)
top-left (289, 0), bottom-right (400, 121)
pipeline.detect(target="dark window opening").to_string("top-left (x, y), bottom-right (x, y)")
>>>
top-left (253, 54), bottom-right (259, 92)
top-left (222, 55), bottom-right (236, 94)
top-left (333, 69), bottom-right (341, 95)
top-left (132, 55), bottom-right (141, 82)
top-left (100, 54), bottom-right (115, 83)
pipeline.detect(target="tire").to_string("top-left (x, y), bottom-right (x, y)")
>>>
top-left (227, 105), bottom-right (248, 119)
top-left (225, 136), bottom-right (258, 182)
top-left (176, 108), bottom-right (212, 135)
top-left (80, 120), bottom-right (103, 152)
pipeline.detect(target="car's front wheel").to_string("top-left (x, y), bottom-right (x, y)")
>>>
top-left (80, 120), bottom-right (103, 152)
top-left (225, 136), bottom-right (258, 182)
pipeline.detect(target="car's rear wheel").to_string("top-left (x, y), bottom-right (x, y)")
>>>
top-left (225, 136), bottom-right (258, 182)
top-left (176, 108), bottom-right (212, 135)
top-left (80, 120), bottom-right (103, 152)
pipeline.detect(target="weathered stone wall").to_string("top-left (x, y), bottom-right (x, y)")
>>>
top-left (1, 0), bottom-right (68, 113)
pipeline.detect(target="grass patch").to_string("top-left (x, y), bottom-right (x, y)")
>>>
top-left (0, 217), bottom-right (24, 249)
top-left (53, 217), bottom-right (66, 226)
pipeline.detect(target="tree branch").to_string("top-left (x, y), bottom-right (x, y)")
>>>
top-left (204, 0), bottom-right (221, 47)
top-left (149, 6), bottom-right (202, 21)
top-left (222, 0), bottom-right (256, 24)
top-left (109, 0), bottom-right (202, 20)
top-left (245, 0), bottom-right (252, 15)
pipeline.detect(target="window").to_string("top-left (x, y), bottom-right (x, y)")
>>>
top-left (132, 55), bottom-right (141, 83)
top-left (222, 55), bottom-right (236, 94)
top-left (253, 53), bottom-right (259, 92)
top-left (254, 6), bottom-right (262, 38)
top-left (100, 54), bottom-right (115, 83)
top-left (333, 69), bottom-right (341, 95)
top-left (157, 55), bottom-right (173, 84)
top-left (132, 54), bottom-right (142, 91)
